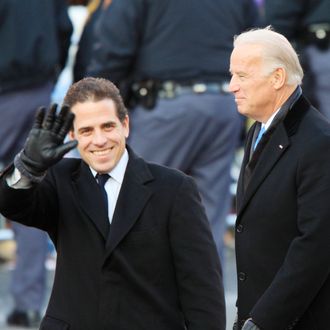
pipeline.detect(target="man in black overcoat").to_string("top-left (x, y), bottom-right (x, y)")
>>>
top-left (229, 27), bottom-right (330, 330)
top-left (0, 77), bottom-right (225, 330)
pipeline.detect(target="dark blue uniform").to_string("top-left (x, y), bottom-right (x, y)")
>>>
top-left (265, 0), bottom-right (330, 118)
top-left (0, 1), bottom-right (72, 326)
top-left (88, 0), bottom-right (258, 84)
top-left (88, 0), bottom-right (259, 264)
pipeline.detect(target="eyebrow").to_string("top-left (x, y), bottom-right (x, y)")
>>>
top-left (101, 121), bottom-right (117, 128)
top-left (229, 69), bottom-right (246, 75)
top-left (77, 121), bottom-right (116, 132)
top-left (77, 126), bottom-right (92, 133)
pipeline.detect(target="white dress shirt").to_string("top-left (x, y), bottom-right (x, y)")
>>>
top-left (90, 149), bottom-right (129, 223)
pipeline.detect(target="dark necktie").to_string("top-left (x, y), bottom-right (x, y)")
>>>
top-left (96, 173), bottom-right (110, 215)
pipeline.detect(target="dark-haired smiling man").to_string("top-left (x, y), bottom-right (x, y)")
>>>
top-left (0, 77), bottom-right (225, 330)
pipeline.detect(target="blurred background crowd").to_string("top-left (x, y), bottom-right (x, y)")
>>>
top-left (0, 0), bottom-right (329, 329)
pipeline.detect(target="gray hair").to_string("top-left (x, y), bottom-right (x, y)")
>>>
top-left (233, 26), bottom-right (304, 85)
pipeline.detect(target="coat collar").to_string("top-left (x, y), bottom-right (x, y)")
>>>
top-left (105, 148), bottom-right (153, 258)
top-left (71, 146), bottom-right (154, 255)
top-left (72, 160), bottom-right (109, 240)
top-left (236, 95), bottom-right (310, 218)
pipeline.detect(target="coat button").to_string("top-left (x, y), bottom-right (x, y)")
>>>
top-left (236, 224), bottom-right (244, 233)
top-left (238, 272), bottom-right (246, 281)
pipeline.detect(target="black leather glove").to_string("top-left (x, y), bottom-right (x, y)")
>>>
top-left (242, 319), bottom-right (261, 330)
top-left (14, 104), bottom-right (77, 182)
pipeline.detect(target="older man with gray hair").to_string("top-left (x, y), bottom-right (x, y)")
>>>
top-left (230, 27), bottom-right (330, 330)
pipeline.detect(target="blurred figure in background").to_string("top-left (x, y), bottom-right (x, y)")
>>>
top-left (73, 0), bottom-right (105, 82)
top-left (87, 0), bottom-right (260, 264)
top-left (264, 0), bottom-right (330, 119)
top-left (0, 0), bottom-right (72, 327)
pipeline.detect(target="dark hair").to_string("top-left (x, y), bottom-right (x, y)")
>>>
top-left (63, 77), bottom-right (128, 122)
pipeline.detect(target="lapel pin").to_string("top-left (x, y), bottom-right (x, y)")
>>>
top-left (279, 145), bottom-right (283, 149)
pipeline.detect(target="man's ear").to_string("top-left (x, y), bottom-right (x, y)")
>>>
top-left (272, 67), bottom-right (286, 89)
top-left (124, 115), bottom-right (130, 138)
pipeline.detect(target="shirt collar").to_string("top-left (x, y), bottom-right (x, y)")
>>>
top-left (264, 108), bottom-right (279, 130)
top-left (263, 86), bottom-right (302, 131)
top-left (90, 148), bottom-right (129, 184)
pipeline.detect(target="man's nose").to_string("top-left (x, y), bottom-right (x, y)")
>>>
top-left (92, 131), bottom-right (107, 145)
top-left (229, 76), bottom-right (239, 93)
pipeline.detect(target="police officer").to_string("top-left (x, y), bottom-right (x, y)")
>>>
top-left (0, 0), bottom-right (72, 326)
top-left (87, 0), bottom-right (259, 263)
top-left (265, 0), bottom-right (330, 119)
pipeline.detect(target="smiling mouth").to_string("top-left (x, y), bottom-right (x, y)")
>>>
top-left (92, 147), bottom-right (113, 156)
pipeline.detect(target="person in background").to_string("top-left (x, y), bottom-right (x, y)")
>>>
top-left (73, 0), bottom-right (105, 82)
top-left (264, 0), bottom-right (330, 119)
top-left (0, 0), bottom-right (72, 327)
top-left (0, 77), bottom-right (226, 330)
top-left (87, 0), bottom-right (260, 265)
top-left (230, 27), bottom-right (330, 330)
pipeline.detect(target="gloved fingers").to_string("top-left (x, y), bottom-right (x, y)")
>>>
top-left (54, 140), bottom-right (78, 159)
top-left (52, 105), bottom-right (70, 134)
top-left (42, 104), bottom-right (57, 130)
top-left (58, 110), bottom-right (75, 140)
top-left (33, 107), bottom-right (46, 129)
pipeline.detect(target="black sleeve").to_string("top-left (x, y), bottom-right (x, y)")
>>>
top-left (243, 0), bottom-right (261, 29)
top-left (73, 3), bottom-right (103, 82)
top-left (86, 0), bottom-right (145, 84)
top-left (54, 0), bottom-right (73, 70)
top-left (264, 0), bottom-right (305, 40)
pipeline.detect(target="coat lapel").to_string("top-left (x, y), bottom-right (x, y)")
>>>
top-left (236, 123), bottom-right (256, 207)
top-left (236, 94), bottom-right (311, 219)
top-left (72, 162), bottom-right (110, 240)
top-left (105, 152), bottom-right (153, 258)
top-left (237, 124), bottom-right (289, 218)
